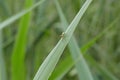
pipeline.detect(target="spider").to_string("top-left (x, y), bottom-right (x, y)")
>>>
top-left (60, 32), bottom-right (65, 38)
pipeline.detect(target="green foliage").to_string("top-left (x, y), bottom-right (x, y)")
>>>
top-left (33, 0), bottom-right (92, 80)
top-left (49, 16), bottom-right (120, 80)
top-left (0, 0), bottom-right (120, 80)
top-left (11, 0), bottom-right (33, 80)
top-left (0, 30), bottom-right (7, 80)
top-left (54, 0), bottom-right (93, 80)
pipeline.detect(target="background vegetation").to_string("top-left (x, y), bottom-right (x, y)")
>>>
top-left (0, 0), bottom-right (120, 80)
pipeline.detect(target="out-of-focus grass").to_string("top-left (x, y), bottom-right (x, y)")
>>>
top-left (0, 0), bottom-right (120, 80)
top-left (11, 0), bottom-right (33, 80)
top-left (0, 30), bottom-right (7, 80)
top-left (33, 0), bottom-right (92, 80)
top-left (49, 15), bottom-right (120, 80)
top-left (54, 0), bottom-right (93, 80)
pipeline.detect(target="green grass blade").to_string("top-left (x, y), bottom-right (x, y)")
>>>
top-left (0, 0), bottom-right (10, 16)
top-left (11, 0), bottom-right (33, 80)
top-left (49, 56), bottom-right (74, 80)
top-left (0, 0), bottom-right (47, 30)
top-left (33, 0), bottom-right (92, 80)
top-left (54, 0), bottom-right (93, 80)
top-left (0, 30), bottom-right (7, 80)
top-left (82, 16), bottom-right (120, 53)
top-left (49, 55), bottom-right (75, 80)
top-left (49, 16), bottom-right (119, 80)
top-left (85, 54), bottom-right (119, 80)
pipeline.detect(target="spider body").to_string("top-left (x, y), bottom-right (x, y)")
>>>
top-left (60, 32), bottom-right (65, 38)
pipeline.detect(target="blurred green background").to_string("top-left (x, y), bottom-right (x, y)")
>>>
top-left (0, 0), bottom-right (120, 80)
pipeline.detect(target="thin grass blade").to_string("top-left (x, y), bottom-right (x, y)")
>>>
top-left (49, 55), bottom-right (74, 80)
top-left (11, 0), bottom-right (33, 80)
top-left (0, 0), bottom-right (47, 30)
top-left (33, 0), bottom-right (92, 80)
top-left (85, 54), bottom-right (119, 80)
top-left (54, 0), bottom-right (93, 80)
top-left (82, 16), bottom-right (120, 53)
top-left (49, 16), bottom-right (119, 80)
top-left (0, 0), bottom-right (10, 16)
top-left (0, 30), bottom-right (7, 80)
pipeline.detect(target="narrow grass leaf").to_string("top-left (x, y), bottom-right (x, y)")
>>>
top-left (33, 0), bottom-right (92, 80)
top-left (49, 16), bottom-right (119, 80)
top-left (0, 30), bottom-right (7, 80)
top-left (85, 54), bottom-right (119, 80)
top-left (49, 56), bottom-right (74, 80)
top-left (11, 0), bottom-right (33, 80)
top-left (0, 0), bottom-right (47, 30)
top-left (0, 0), bottom-right (10, 16)
top-left (54, 0), bottom-right (93, 80)
top-left (82, 15), bottom-right (120, 53)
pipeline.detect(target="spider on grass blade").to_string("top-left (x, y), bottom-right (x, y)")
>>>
top-left (60, 32), bottom-right (65, 38)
